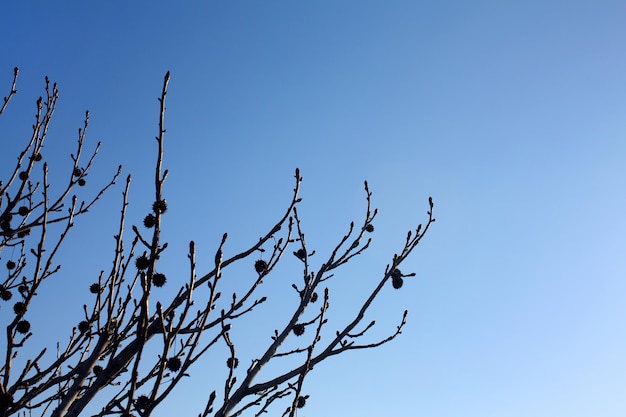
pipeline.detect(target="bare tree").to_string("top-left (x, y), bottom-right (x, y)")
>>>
top-left (0, 68), bottom-right (435, 417)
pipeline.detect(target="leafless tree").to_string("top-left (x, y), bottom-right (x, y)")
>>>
top-left (0, 68), bottom-right (435, 417)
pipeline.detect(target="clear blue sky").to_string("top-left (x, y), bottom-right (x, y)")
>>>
top-left (1, 1), bottom-right (625, 416)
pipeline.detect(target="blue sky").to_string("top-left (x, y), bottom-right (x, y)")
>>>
top-left (1, 1), bottom-right (626, 416)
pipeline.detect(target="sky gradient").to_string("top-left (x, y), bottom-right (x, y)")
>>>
top-left (1, 2), bottom-right (625, 416)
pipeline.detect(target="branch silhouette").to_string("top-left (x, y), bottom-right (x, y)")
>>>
top-left (0, 69), bottom-right (435, 417)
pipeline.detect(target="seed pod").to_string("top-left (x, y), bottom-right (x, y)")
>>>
top-left (293, 323), bottom-right (305, 336)
top-left (135, 395), bottom-right (151, 411)
top-left (296, 396), bottom-right (307, 409)
top-left (152, 199), bottom-right (167, 214)
top-left (0, 289), bottom-right (13, 301)
top-left (143, 214), bottom-right (156, 228)
top-left (152, 273), bottom-right (166, 287)
top-left (16, 320), bottom-right (30, 334)
top-left (13, 302), bottom-right (26, 315)
top-left (167, 357), bottom-right (182, 372)
top-left (254, 260), bottom-right (268, 273)
top-left (78, 320), bottom-right (90, 333)
top-left (135, 255), bottom-right (150, 270)
top-left (226, 357), bottom-right (239, 369)
top-left (392, 276), bottom-right (403, 289)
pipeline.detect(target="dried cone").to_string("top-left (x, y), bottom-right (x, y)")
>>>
top-left (254, 259), bottom-right (268, 274)
top-left (13, 302), bottom-right (26, 315)
top-left (152, 273), bottom-right (166, 287)
top-left (152, 199), bottom-right (167, 214)
top-left (16, 320), bottom-right (30, 334)
top-left (296, 396), bottom-right (306, 409)
top-left (0, 289), bottom-right (12, 301)
top-left (293, 323), bottom-right (305, 336)
top-left (167, 357), bottom-right (182, 372)
top-left (78, 320), bottom-right (90, 333)
top-left (0, 392), bottom-right (13, 408)
top-left (135, 255), bottom-right (150, 270)
top-left (226, 357), bottom-right (239, 369)
top-left (135, 395), bottom-right (151, 411)
top-left (294, 249), bottom-right (306, 260)
top-left (392, 276), bottom-right (403, 289)
top-left (143, 213), bottom-right (156, 228)
top-left (391, 268), bottom-right (403, 289)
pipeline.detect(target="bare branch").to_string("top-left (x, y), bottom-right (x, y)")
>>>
top-left (0, 70), bottom-right (435, 417)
